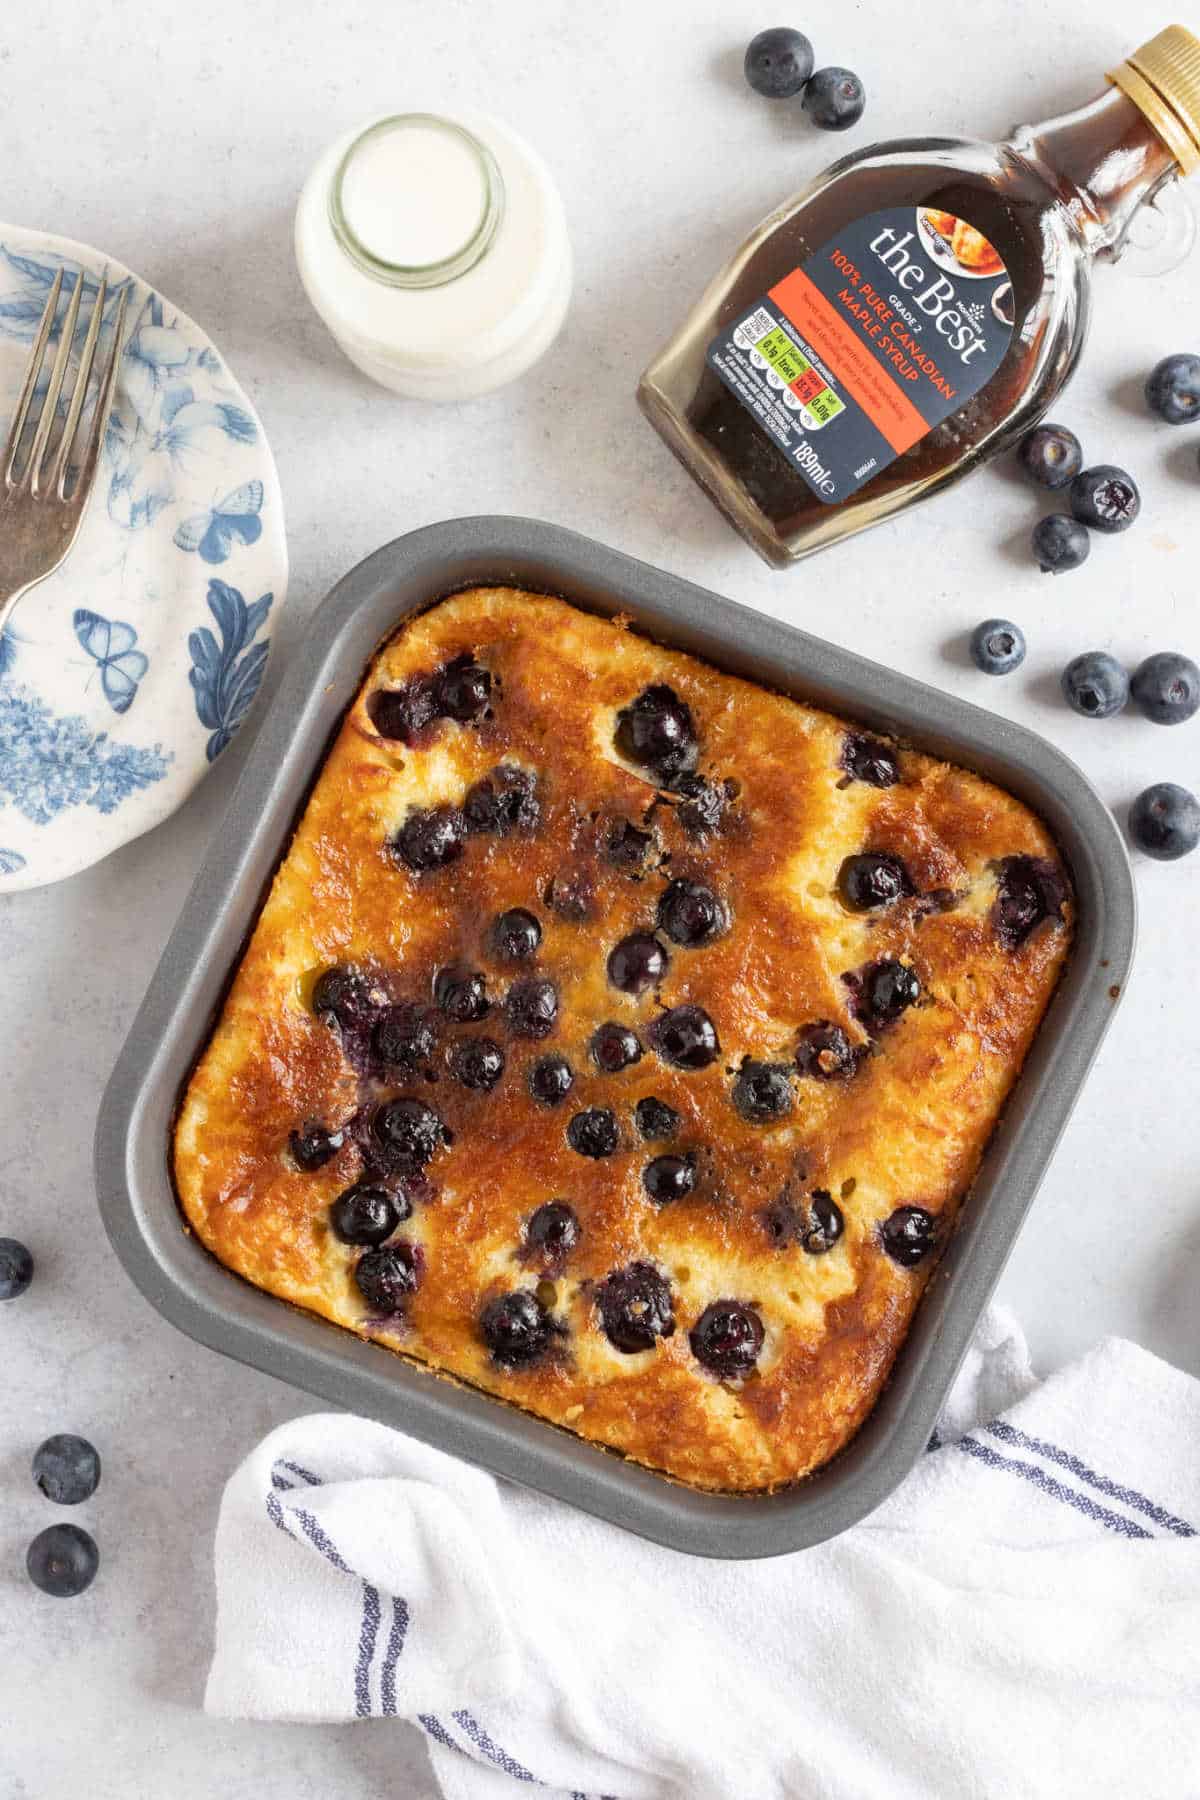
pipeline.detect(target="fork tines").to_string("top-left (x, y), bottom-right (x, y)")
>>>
top-left (2, 267), bottom-right (128, 499)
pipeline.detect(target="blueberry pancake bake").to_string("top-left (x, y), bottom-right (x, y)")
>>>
top-left (173, 587), bottom-right (1072, 1493)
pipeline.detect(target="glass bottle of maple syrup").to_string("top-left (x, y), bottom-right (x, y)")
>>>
top-left (638, 27), bottom-right (1200, 567)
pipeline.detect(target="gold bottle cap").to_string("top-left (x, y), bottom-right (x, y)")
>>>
top-left (1108, 25), bottom-right (1200, 174)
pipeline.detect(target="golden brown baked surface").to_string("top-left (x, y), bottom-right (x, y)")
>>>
top-left (173, 587), bottom-right (1072, 1493)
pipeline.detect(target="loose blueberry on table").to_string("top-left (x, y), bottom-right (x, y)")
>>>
top-left (656, 878), bottom-right (727, 947)
top-left (1144, 352), bottom-right (1200, 424)
top-left (1070, 465), bottom-right (1140, 533)
top-left (743, 26), bottom-right (814, 98)
top-left (1032, 513), bottom-right (1090, 574)
top-left (597, 1263), bottom-right (675, 1353)
top-left (1061, 651), bottom-right (1128, 719)
top-left (731, 1059), bottom-right (794, 1123)
top-left (1129, 652), bottom-right (1200, 725)
top-left (641, 1152), bottom-right (698, 1204)
top-left (32, 1434), bottom-right (101, 1506)
top-left (567, 1107), bottom-right (621, 1158)
top-left (802, 66), bottom-right (865, 130)
top-left (523, 1202), bottom-right (580, 1266)
top-left (446, 1036), bottom-right (506, 1090)
top-left (634, 1095), bottom-right (681, 1140)
top-left (649, 1005), bottom-right (720, 1070)
top-left (330, 1183), bottom-right (407, 1246)
top-left (590, 1020), bottom-right (643, 1073)
top-left (607, 931), bottom-right (668, 994)
top-left (26, 1523), bottom-right (99, 1598)
top-left (1018, 422), bottom-right (1083, 489)
top-left (529, 1054), bottom-right (575, 1107)
top-left (1129, 783), bottom-right (1200, 861)
top-left (837, 851), bottom-right (912, 912)
top-left (0, 1236), bottom-right (34, 1301)
top-left (480, 1289), bottom-right (556, 1366)
top-left (354, 1241), bottom-right (423, 1313)
top-left (689, 1300), bottom-right (765, 1378)
top-left (970, 619), bottom-right (1026, 676)
top-left (879, 1206), bottom-right (938, 1267)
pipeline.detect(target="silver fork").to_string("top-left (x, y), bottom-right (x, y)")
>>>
top-left (0, 268), bottom-right (129, 637)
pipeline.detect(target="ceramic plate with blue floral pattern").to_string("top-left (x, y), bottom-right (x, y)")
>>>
top-left (0, 224), bottom-right (287, 891)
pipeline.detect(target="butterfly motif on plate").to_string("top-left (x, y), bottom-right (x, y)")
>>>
top-left (173, 479), bottom-right (264, 565)
top-left (73, 608), bottom-right (150, 715)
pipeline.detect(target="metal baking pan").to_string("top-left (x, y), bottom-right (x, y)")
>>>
top-left (95, 516), bottom-right (1136, 1558)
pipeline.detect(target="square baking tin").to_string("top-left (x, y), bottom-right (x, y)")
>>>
top-left (95, 517), bottom-right (1136, 1558)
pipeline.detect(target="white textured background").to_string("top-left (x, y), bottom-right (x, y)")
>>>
top-left (2, 2), bottom-right (1198, 1795)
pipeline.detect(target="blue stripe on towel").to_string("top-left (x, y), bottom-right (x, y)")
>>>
top-left (985, 1422), bottom-right (1196, 1538)
top-left (958, 1435), bottom-right (1153, 1538)
top-left (453, 1709), bottom-right (537, 1782)
top-left (380, 1596), bottom-right (410, 1715)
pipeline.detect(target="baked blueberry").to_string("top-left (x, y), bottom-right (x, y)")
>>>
top-left (798, 1189), bottom-right (843, 1255)
top-left (393, 805), bottom-right (466, 872)
top-left (607, 931), bottom-right (668, 994)
top-left (1018, 423), bottom-right (1083, 489)
top-left (970, 619), bottom-right (1026, 675)
top-left (837, 852), bottom-right (913, 912)
top-left (1061, 651), bottom-right (1128, 718)
top-left (26, 1523), bottom-right (99, 1598)
top-left (437, 655), bottom-right (491, 721)
top-left (1032, 514), bottom-right (1090, 574)
top-left (491, 907), bottom-right (542, 960)
top-left (591, 1021), bottom-right (643, 1073)
top-left (330, 1183), bottom-right (406, 1246)
top-left (373, 1005), bottom-right (437, 1072)
top-left (567, 1107), bottom-right (620, 1158)
top-left (641, 1152), bottom-right (697, 1204)
top-left (1130, 652), bottom-right (1200, 725)
top-left (289, 1122), bottom-right (345, 1171)
top-left (614, 684), bottom-right (699, 786)
top-left (795, 1021), bottom-right (862, 1081)
top-left (879, 1206), bottom-right (938, 1267)
top-left (731, 1059), bottom-right (794, 1123)
top-left (1129, 783), bottom-right (1200, 861)
top-left (368, 679), bottom-right (439, 744)
top-left (434, 966), bottom-right (490, 1023)
top-left (464, 765), bottom-right (540, 835)
top-left (841, 733), bottom-right (900, 787)
top-left (1144, 353), bottom-right (1200, 424)
top-left (543, 869), bottom-right (594, 921)
top-left (523, 1201), bottom-right (580, 1265)
top-left (744, 25), bottom-right (814, 98)
top-left (656, 878), bottom-right (727, 947)
top-left (0, 1237), bottom-right (34, 1301)
top-left (1070, 465), bottom-right (1140, 533)
top-left (634, 1095), bottom-right (680, 1141)
top-left (480, 1289), bottom-right (555, 1366)
top-left (689, 1300), bottom-right (764, 1378)
top-left (311, 963), bottom-right (374, 1027)
top-left (802, 67), bottom-right (866, 131)
top-left (372, 1098), bottom-right (445, 1168)
top-left (32, 1435), bottom-right (101, 1506)
top-left (504, 977), bottom-right (558, 1039)
top-left (649, 1005), bottom-right (720, 1070)
top-left (850, 959), bottom-right (921, 1026)
top-left (529, 1054), bottom-right (574, 1107)
top-left (603, 817), bottom-right (655, 873)
top-left (597, 1262), bottom-right (675, 1353)
top-left (447, 1036), bottom-right (506, 1090)
top-left (675, 773), bottom-right (732, 837)
top-left (992, 855), bottom-right (1067, 948)
top-left (354, 1240), bottom-right (423, 1312)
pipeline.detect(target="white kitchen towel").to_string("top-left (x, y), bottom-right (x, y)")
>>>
top-left (206, 1307), bottom-right (1200, 1800)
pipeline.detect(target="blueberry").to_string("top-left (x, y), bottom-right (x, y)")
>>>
top-left (330, 1183), bottom-right (406, 1246)
top-left (504, 977), bottom-right (558, 1039)
top-left (840, 733), bottom-right (899, 787)
top-left (634, 1096), bottom-right (680, 1141)
top-left (674, 774), bottom-right (732, 837)
top-left (731, 1059), bottom-right (794, 1123)
top-left (1144, 353), bottom-right (1200, 424)
top-left (603, 817), bottom-right (655, 873)
top-left (992, 855), bottom-right (1067, 949)
top-left (849, 959), bottom-right (920, 1027)
top-left (523, 1202), bottom-right (580, 1265)
top-left (837, 852), bottom-right (912, 912)
top-left (372, 1098), bottom-right (445, 1169)
top-left (26, 1523), bottom-right (99, 1598)
top-left (289, 1122), bottom-right (345, 1171)
top-left (368, 679), bottom-right (439, 744)
top-left (795, 1021), bottom-right (862, 1081)
top-left (879, 1205), bottom-right (938, 1267)
top-left (607, 931), bottom-right (668, 994)
top-left (373, 1005), bottom-right (437, 1072)
top-left (656, 879), bottom-right (727, 947)
top-left (393, 805), bottom-right (466, 872)
top-left (354, 1240), bottom-right (423, 1313)
top-left (590, 1021), bottom-right (643, 1073)
top-left (1061, 651), bottom-right (1128, 719)
top-left (0, 1237), bottom-right (33, 1301)
top-left (446, 1036), bottom-right (506, 1090)
top-left (32, 1435), bottom-right (101, 1506)
top-left (464, 766), bottom-right (540, 835)
top-left (641, 1152), bottom-right (698, 1204)
top-left (311, 964), bottom-right (375, 1027)
top-left (1032, 514), bottom-right (1090, 574)
top-left (480, 1289), bottom-right (555, 1366)
top-left (437, 655), bottom-right (491, 722)
top-left (434, 965), bottom-right (490, 1023)
top-left (1129, 783), bottom-right (1200, 861)
top-left (798, 1190), bottom-right (843, 1255)
top-left (802, 67), bottom-right (866, 131)
top-left (567, 1108), bottom-right (620, 1158)
top-left (649, 1005), bottom-right (720, 1071)
top-left (543, 868), bottom-right (594, 921)
top-left (597, 1262), bottom-right (675, 1353)
top-left (1130, 652), bottom-right (1200, 725)
top-left (491, 907), bottom-right (542, 960)
top-left (743, 26), bottom-right (814, 98)
top-left (1018, 423), bottom-right (1083, 489)
top-left (970, 619), bottom-right (1026, 675)
top-left (614, 685), bottom-right (699, 786)
top-left (689, 1300), bottom-right (764, 1378)
top-left (1070, 465), bottom-right (1140, 533)
top-left (529, 1054), bottom-right (574, 1107)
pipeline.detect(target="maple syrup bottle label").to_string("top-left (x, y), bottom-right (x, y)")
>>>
top-left (705, 206), bottom-right (1014, 503)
